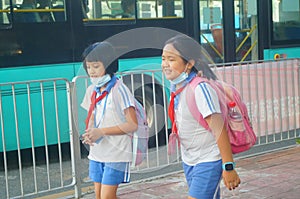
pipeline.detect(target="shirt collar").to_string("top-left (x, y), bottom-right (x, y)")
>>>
top-left (95, 75), bottom-right (117, 94)
top-left (170, 71), bottom-right (197, 93)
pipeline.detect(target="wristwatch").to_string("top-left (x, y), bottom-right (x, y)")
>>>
top-left (222, 162), bottom-right (236, 171)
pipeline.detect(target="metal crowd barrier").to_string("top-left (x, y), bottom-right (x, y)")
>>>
top-left (0, 59), bottom-right (299, 198)
top-left (0, 78), bottom-right (76, 198)
top-left (211, 59), bottom-right (300, 149)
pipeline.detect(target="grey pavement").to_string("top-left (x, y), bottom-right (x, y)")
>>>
top-left (78, 146), bottom-right (300, 199)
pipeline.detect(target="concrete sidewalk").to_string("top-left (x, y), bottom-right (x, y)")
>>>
top-left (80, 146), bottom-right (300, 199)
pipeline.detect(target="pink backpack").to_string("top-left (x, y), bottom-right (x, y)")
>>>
top-left (186, 76), bottom-right (256, 154)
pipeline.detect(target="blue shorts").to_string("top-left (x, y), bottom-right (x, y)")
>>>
top-left (89, 160), bottom-right (130, 185)
top-left (183, 159), bottom-right (222, 199)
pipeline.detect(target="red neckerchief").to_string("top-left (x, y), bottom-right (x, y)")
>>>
top-left (167, 86), bottom-right (185, 154)
top-left (85, 90), bottom-right (108, 130)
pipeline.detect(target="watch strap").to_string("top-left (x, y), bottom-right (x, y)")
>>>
top-left (222, 162), bottom-right (236, 171)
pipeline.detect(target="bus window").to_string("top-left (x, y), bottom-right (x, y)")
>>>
top-left (121, 0), bottom-right (136, 18)
top-left (0, 0), bottom-right (11, 25)
top-left (50, 0), bottom-right (66, 22)
top-left (137, 0), bottom-right (183, 18)
top-left (37, 0), bottom-right (66, 22)
top-left (272, 0), bottom-right (300, 41)
top-left (14, 0), bottom-right (42, 22)
top-left (82, 0), bottom-right (183, 21)
top-left (11, 0), bottom-right (66, 23)
top-left (199, 0), bottom-right (223, 63)
top-left (199, 0), bottom-right (259, 63)
top-left (83, 0), bottom-right (135, 20)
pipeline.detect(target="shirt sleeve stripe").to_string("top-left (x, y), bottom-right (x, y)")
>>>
top-left (118, 84), bottom-right (130, 107)
top-left (198, 83), bottom-right (216, 113)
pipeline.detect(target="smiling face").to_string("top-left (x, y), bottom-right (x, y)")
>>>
top-left (86, 61), bottom-right (106, 78)
top-left (161, 44), bottom-right (187, 81)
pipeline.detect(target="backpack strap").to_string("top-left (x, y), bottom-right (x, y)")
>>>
top-left (186, 76), bottom-right (211, 130)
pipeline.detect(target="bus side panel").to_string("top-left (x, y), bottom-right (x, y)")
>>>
top-left (0, 63), bottom-right (79, 83)
top-left (118, 56), bottom-right (162, 71)
top-left (0, 81), bottom-right (70, 152)
top-left (0, 63), bottom-right (78, 152)
top-left (264, 47), bottom-right (300, 60)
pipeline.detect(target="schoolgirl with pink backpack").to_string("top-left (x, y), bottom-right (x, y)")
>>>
top-left (162, 34), bottom-right (255, 198)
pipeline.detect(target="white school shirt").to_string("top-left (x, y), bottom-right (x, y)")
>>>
top-left (176, 82), bottom-right (222, 166)
top-left (81, 80), bottom-right (135, 162)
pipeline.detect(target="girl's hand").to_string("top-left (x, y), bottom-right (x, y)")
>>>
top-left (81, 133), bottom-right (93, 146)
top-left (222, 170), bottom-right (241, 190)
top-left (81, 106), bottom-right (137, 146)
top-left (82, 128), bottom-right (103, 145)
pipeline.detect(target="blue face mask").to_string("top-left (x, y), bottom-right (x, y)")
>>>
top-left (90, 74), bottom-right (111, 88)
top-left (169, 63), bottom-right (190, 85)
top-left (170, 72), bottom-right (188, 85)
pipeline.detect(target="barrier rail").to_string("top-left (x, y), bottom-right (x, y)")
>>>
top-left (0, 59), bottom-right (299, 198)
top-left (212, 59), bottom-right (300, 145)
top-left (0, 78), bottom-right (75, 198)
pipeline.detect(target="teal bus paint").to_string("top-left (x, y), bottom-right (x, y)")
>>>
top-left (0, 63), bottom-right (79, 83)
top-left (264, 47), bottom-right (300, 60)
top-left (119, 57), bottom-right (162, 71)
top-left (0, 63), bottom-right (82, 152)
top-left (0, 79), bottom-right (70, 152)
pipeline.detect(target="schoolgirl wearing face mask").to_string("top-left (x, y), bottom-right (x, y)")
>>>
top-left (81, 41), bottom-right (138, 199)
top-left (162, 34), bottom-right (240, 199)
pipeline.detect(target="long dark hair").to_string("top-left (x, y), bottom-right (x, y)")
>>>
top-left (164, 34), bottom-right (217, 80)
top-left (82, 41), bottom-right (119, 77)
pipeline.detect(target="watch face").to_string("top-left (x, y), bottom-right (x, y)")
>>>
top-left (225, 163), bottom-right (234, 171)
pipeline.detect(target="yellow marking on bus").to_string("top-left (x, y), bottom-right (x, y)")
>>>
top-left (0, 8), bottom-right (64, 13)
top-left (236, 24), bottom-right (257, 53)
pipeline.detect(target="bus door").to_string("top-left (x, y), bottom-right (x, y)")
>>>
top-left (198, 0), bottom-right (258, 63)
top-left (233, 0), bottom-right (258, 61)
top-left (265, 0), bottom-right (300, 60)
